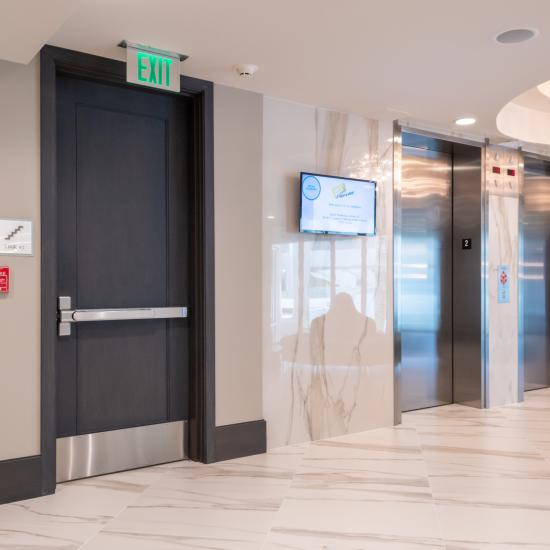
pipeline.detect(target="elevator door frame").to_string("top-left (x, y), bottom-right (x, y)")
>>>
top-left (393, 123), bottom-right (485, 423)
top-left (40, 45), bottom-right (216, 495)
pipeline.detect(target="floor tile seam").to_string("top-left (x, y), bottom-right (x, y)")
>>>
top-left (268, 426), bottom-right (447, 546)
top-left (0, 477), bottom-right (154, 550)
top-left (258, 460), bottom-right (310, 550)
top-left (0, 522), bottom-right (83, 549)
top-left (413, 405), bottom-right (550, 549)
top-left (480, 416), bottom-right (550, 464)
top-left (259, 440), bottom-right (363, 549)
top-left (74, 469), bottom-right (165, 549)
top-left (109, 453), bottom-right (311, 515)
top-left (412, 423), bottom-right (458, 550)
top-left (415, 430), bottom-right (550, 478)
top-left (240, 445), bottom-right (312, 550)
top-left (286, 428), bottom-right (439, 488)
top-left (413, 411), bottom-right (547, 461)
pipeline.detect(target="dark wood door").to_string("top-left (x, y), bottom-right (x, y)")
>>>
top-left (56, 75), bottom-right (192, 437)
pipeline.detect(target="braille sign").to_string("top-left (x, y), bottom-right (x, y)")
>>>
top-left (0, 219), bottom-right (33, 256)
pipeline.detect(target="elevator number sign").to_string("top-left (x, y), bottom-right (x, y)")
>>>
top-left (126, 47), bottom-right (180, 92)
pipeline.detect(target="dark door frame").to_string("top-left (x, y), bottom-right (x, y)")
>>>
top-left (40, 45), bottom-right (216, 495)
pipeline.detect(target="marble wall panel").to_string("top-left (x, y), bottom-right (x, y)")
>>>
top-left (485, 146), bottom-right (520, 407)
top-left (262, 97), bottom-right (394, 449)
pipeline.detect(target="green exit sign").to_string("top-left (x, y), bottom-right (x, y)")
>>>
top-left (126, 44), bottom-right (181, 92)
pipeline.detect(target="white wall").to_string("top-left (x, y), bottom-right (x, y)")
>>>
top-left (214, 84), bottom-right (263, 426)
top-left (262, 97), bottom-right (394, 449)
top-left (0, 57), bottom-right (41, 461)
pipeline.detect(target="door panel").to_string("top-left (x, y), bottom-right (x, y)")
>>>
top-left (76, 105), bottom-right (167, 309)
top-left (77, 322), bottom-right (168, 433)
top-left (524, 157), bottom-right (550, 390)
top-left (400, 144), bottom-right (453, 411)
top-left (56, 75), bottom-right (191, 437)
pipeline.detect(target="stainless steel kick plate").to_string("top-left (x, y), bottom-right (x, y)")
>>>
top-left (56, 421), bottom-right (187, 482)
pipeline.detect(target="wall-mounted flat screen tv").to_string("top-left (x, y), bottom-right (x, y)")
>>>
top-left (299, 172), bottom-right (376, 236)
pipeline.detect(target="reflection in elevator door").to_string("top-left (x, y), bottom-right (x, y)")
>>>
top-left (400, 146), bottom-right (453, 411)
top-left (524, 156), bottom-right (550, 390)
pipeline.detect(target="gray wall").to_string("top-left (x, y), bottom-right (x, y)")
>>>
top-left (213, 84), bottom-right (263, 426)
top-left (0, 58), bottom-right (265, 462)
top-left (0, 58), bottom-right (41, 461)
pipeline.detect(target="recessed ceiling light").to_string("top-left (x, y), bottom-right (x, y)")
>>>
top-left (455, 117), bottom-right (476, 126)
top-left (496, 28), bottom-right (538, 44)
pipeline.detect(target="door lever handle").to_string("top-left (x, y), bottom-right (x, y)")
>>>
top-left (57, 296), bottom-right (188, 336)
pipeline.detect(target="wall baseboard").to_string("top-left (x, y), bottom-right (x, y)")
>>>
top-left (0, 455), bottom-right (43, 505)
top-left (214, 419), bottom-right (266, 462)
top-left (0, 420), bottom-right (266, 502)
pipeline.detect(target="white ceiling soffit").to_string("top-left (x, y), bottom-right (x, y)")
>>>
top-left (0, 0), bottom-right (78, 64)
top-left (43, 0), bottom-right (550, 139)
top-left (497, 84), bottom-right (550, 146)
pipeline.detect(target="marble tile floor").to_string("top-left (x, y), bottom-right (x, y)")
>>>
top-left (3, 389), bottom-right (550, 549)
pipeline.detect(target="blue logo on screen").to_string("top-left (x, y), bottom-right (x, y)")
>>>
top-left (302, 175), bottom-right (321, 200)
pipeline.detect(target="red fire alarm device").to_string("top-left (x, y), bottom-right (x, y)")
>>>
top-left (0, 266), bottom-right (9, 293)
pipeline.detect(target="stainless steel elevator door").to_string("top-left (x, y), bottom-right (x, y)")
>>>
top-left (524, 157), bottom-right (550, 390)
top-left (400, 146), bottom-right (453, 411)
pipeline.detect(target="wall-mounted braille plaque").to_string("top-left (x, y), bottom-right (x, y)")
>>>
top-left (0, 219), bottom-right (33, 256)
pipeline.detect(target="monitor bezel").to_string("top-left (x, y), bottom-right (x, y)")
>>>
top-left (299, 171), bottom-right (377, 237)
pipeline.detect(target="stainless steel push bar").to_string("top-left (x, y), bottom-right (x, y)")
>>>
top-left (58, 296), bottom-right (187, 336)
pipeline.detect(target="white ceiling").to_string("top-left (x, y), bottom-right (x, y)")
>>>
top-left (7, 0), bottom-right (550, 141)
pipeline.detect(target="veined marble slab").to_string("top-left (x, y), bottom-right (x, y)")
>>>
top-left (485, 146), bottom-right (520, 408)
top-left (262, 98), bottom-right (394, 450)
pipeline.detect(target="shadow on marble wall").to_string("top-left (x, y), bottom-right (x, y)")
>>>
top-left (280, 292), bottom-right (386, 367)
top-left (263, 97), bottom-right (394, 449)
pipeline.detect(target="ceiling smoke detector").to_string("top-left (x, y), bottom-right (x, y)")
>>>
top-left (235, 64), bottom-right (258, 78)
top-left (496, 28), bottom-right (538, 44)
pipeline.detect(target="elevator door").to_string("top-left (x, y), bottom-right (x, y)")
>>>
top-left (524, 156), bottom-right (550, 390)
top-left (55, 74), bottom-right (192, 480)
top-left (400, 145), bottom-right (453, 411)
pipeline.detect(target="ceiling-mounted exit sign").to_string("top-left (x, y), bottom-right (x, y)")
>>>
top-left (123, 41), bottom-right (186, 93)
